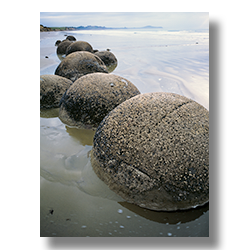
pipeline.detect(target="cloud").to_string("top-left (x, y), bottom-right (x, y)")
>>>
top-left (40, 12), bottom-right (209, 30)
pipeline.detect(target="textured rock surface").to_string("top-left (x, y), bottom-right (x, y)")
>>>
top-left (55, 40), bottom-right (61, 46)
top-left (91, 92), bottom-right (209, 211)
top-left (59, 73), bottom-right (140, 129)
top-left (56, 40), bottom-right (73, 55)
top-left (65, 41), bottom-right (93, 55)
top-left (55, 51), bottom-right (108, 82)
top-left (40, 74), bottom-right (73, 109)
top-left (65, 35), bottom-right (76, 41)
top-left (95, 51), bottom-right (118, 72)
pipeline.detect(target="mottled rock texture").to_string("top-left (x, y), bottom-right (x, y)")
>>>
top-left (91, 92), bottom-right (209, 211)
top-left (95, 51), bottom-right (118, 72)
top-left (65, 35), bottom-right (76, 41)
top-left (56, 40), bottom-right (73, 55)
top-left (55, 40), bottom-right (61, 46)
top-left (55, 51), bottom-right (108, 82)
top-left (40, 74), bottom-right (73, 109)
top-left (59, 73), bottom-right (140, 129)
top-left (65, 41), bottom-right (93, 55)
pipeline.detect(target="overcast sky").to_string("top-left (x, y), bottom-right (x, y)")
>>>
top-left (40, 12), bottom-right (209, 30)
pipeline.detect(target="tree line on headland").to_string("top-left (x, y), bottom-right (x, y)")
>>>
top-left (40, 24), bottom-right (75, 32)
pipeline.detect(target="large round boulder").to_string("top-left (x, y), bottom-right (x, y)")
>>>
top-left (65, 41), bottom-right (93, 55)
top-left (95, 51), bottom-right (118, 72)
top-left (40, 74), bottom-right (73, 109)
top-left (59, 73), bottom-right (141, 129)
top-left (55, 51), bottom-right (108, 82)
top-left (91, 92), bottom-right (209, 211)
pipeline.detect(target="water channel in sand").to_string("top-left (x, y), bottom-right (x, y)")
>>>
top-left (40, 28), bottom-right (209, 237)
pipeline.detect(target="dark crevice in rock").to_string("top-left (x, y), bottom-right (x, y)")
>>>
top-left (165, 101), bottom-right (191, 117)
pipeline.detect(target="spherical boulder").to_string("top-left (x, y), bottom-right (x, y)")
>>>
top-left (55, 40), bottom-right (61, 46)
top-left (56, 39), bottom-right (73, 55)
top-left (91, 92), bottom-right (209, 211)
top-left (66, 35), bottom-right (76, 41)
top-left (65, 41), bottom-right (93, 55)
top-left (59, 73), bottom-right (141, 129)
top-left (40, 74), bottom-right (73, 109)
top-left (55, 51), bottom-right (108, 82)
top-left (95, 51), bottom-right (118, 72)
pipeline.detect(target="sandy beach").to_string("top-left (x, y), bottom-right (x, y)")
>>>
top-left (40, 29), bottom-right (209, 237)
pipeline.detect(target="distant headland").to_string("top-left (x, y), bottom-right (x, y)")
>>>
top-left (40, 24), bottom-right (163, 32)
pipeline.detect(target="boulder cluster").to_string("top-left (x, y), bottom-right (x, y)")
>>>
top-left (40, 34), bottom-right (209, 211)
top-left (40, 35), bottom-right (138, 129)
top-left (55, 36), bottom-right (118, 74)
top-left (59, 73), bottom-right (140, 129)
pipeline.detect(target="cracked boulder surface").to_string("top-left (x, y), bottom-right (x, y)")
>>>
top-left (91, 92), bottom-right (209, 211)
top-left (40, 74), bottom-right (73, 109)
top-left (55, 51), bottom-right (108, 82)
top-left (59, 73), bottom-right (141, 129)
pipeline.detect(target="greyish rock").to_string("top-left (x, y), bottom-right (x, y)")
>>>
top-left (56, 39), bottom-right (73, 55)
top-left (59, 73), bottom-right (140, 129)
top-left (55, 40), bottom-right (61, 46)
top-left (65, 41), bottom-right (93, 55)
top-left (55, 51), bottom-right (108, 82)
top-left (91, 92), bottom-right (209, 211)
top-left (65, 35), bottom-right (76, 41)
top-left (95, 51), bottom-right (118, 72)
top-left (40, 74), bottom-right (73, 109)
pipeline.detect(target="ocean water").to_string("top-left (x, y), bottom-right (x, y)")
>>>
top-left (40, 28), bottom-right (209, 237)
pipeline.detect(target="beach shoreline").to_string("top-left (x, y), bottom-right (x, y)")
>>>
top-left (40, 30), bottom-right (209, 109)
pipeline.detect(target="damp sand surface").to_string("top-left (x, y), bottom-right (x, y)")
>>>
top-left (40, 29), bottom-right (209, 237)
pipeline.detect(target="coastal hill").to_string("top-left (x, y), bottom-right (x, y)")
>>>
top-left (40, 24), bottom-right (162, 32)
top-left (40, 24), bottom-right (52, 32)
top-left (74, 25), bottom-right (163, 30)
top-left (40, 24), bottom-right (75, 32)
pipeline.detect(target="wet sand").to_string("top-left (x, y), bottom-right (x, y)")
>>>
top-left (40, 29), bottom-right (209, 237)
top-left (40, 30), bottom-right (209, 109)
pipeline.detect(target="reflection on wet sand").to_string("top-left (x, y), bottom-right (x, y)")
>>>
top-left (40, 108), bottom-right (96, 146)
top-left (65, 126), bottom-right (96, 146)
top-left (57, 53), bottom-right (65, 61)
top-left (119, 201), bottom-right (209, 224)
top-left (106, 62), bottom-right (118, 73)
top-left (40, 107), bottom-right (209, 230)
top-left (40, 108), bottom-right (59, 118)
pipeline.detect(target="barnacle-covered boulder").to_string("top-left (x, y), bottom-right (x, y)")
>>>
top-left (95, 50), bottom-right (118, 72)
top-left (59, 73), bottom-right (140, 129)
top-left (56, 39), bottom-right (72, 55)
top-left (55, 51), bottom-right (108, 82)
top-left (91, 92), bottom-right (209, 211)
top-left (65, 35), bottom-right (76, 41)
top-left (40, 74), bottom-right (72, 109)
top-left (65, 41), bottom-right (93, 55)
